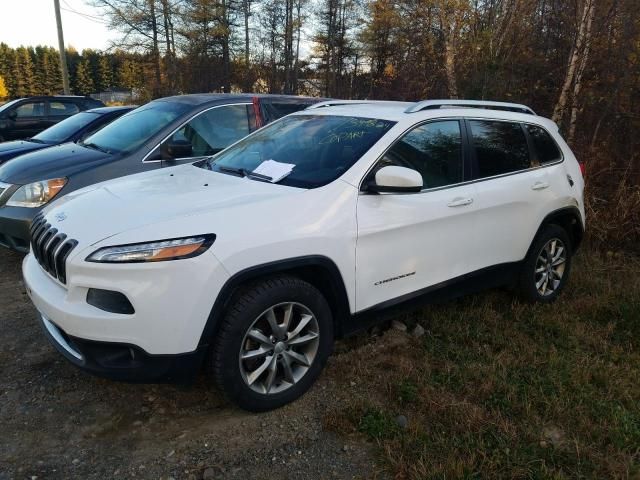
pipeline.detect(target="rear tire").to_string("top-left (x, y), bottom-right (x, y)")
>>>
top-left (210, 275), bottom-right (333, 412)
top-left (517, 224), bottom-right (572, 303)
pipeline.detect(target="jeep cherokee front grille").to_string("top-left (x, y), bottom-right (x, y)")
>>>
top-left (30, 213), bottom-right (78, 284)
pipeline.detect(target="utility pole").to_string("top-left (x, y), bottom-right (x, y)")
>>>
top-left (54, 0), bottom-right (71, 94)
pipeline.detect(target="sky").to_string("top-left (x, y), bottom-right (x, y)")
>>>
top-left (0, 0), bottom-right (112, 51)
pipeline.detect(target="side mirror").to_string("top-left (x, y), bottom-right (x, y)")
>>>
top-left (367, 166), bottom-right (423, 193)
top-left (161, 139), bottom-right (192, 160)
top-left (7, 110), bottom-right (17, 121)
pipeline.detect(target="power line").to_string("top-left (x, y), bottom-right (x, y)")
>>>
top-left (60, 0), bottom-right (109, 25)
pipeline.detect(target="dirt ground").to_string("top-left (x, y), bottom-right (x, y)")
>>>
top-left (0, 249), bottom-right (387, 480)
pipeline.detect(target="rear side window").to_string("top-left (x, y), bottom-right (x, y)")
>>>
top-left (379, 120), bottom-right (463, 189)
top-left (262, 102), bottom-right (311, 123)
top-left (50, 101), bottom-right (80, 116)
top-left (525, 124), bottom-right (562, 164)
top-left (469, 120), bottom-right (531, 179)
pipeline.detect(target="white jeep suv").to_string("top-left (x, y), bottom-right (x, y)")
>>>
top-left (23, 99), bottom-right (585, 411)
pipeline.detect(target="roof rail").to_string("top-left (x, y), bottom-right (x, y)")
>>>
top-left (405, 99), bottom-right (536, 115)
top-left (307, 100), bottom-right (404, 110)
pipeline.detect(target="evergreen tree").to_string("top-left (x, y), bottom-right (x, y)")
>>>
top-left (117, 59), bottom-right (142, 90)
top-left (34, 46), bottom-right (48, 94)
top-left (13, 47), bottom-right (36, 97)
top-left (45, 49), bottom-right (63, 94)
top-left (74, 59), bottom-right (94, 95)
top-left (97, 55), bottom-right (113, 91)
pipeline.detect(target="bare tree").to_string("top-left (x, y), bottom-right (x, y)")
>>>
top-left (552, 0), bottom-right (596, 128)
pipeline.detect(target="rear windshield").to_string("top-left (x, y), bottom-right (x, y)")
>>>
top-left (203, 115), bottom-right (395, 189)
top-left (34, 112), bottom-right (99, 143)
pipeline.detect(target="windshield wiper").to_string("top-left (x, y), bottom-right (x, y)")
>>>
top-left (27, 138), bottom-right (47, 144)
top-left (81, 142), bottom-right (111, 154)
top-left (217, 165), bottom-right (273, 182)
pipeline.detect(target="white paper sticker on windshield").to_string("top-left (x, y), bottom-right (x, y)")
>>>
top-left (252, 159), bottom-right (295, 183)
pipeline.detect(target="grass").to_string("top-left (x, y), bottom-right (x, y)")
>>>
top-left (324, 250), bottom-right (640, 479)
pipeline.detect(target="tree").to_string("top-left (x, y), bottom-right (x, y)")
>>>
top-left (552, 0), bottom-right (596, 142)
top-left (97, 55), bottom-right (113, 91)
top-left (91, 0), bottom-right (179, 96)
top-left (13, 47), bottom-right (36, 97)
top-left (74, 59), bottom-right (95, 95)
top-left (0, 75), bottom-right (8, 98)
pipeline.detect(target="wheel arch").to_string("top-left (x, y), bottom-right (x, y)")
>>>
top-left (197, 255), bottom-right (352, 349)
top-left (531, 206), bottom-right (584, 255)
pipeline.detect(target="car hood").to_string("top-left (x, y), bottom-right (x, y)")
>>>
top-left (0, 142), bottom-right (113, 185)
top-left (0, 140), bottom-right (49, 164)
top-left (43, 164), bottom-right (306, 247)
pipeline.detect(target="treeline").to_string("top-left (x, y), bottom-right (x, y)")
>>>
top-left (0, 0), bottom-right (638, 247)
top-left (94, 0), bottom-right (640, 248)
top-left (0, 45), bottom-right (145, 97)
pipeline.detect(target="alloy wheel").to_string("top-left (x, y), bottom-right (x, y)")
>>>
top-left (238, 302), bottom-right (320, 395)
top-left (534, 238), bottom-right (567, 296)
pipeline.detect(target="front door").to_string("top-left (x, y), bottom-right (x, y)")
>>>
top-left (355, 119), bottom-right (478, 311)
top-left (9, 100), bottom-right (47, 139)
top-left (159, 103), bottom-right (252, 167)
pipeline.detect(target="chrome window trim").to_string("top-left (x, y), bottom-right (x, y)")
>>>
top-left (141, 102), bottom-right (253, 164)
top-left (358, 116), bottom-right (565, 195)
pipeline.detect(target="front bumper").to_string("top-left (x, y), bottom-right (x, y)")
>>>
top-left (38, 313), bottom-right (206, 383)
top-left (0, 204), bottom-right (38, 252)
top-left (23, 248), bottom-right (230, 356)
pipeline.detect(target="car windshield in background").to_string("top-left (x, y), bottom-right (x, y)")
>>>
top-left (0, 99), bottom-right (21, 114)
top-left (80, 102), bottom-right (189, 154)
top-left (33, 112), bottom-right (99, 143)
top-left (203, 115), bottom-right (395, 189)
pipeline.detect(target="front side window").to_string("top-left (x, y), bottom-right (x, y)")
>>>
top-left (377, 120), bottom-right (463, 189)
top-left (81, 101), bottom-right (188, 154)
top-left (168, 104), bottom-right (250, 157)
top-left (525, 124), bottom-right (562, 164)
top-left (49, 101), bottom-right (80, 116)
top-left (16, 102), bottom-right (46, 118)
top-left (469, 120), bottom-right (531, 179)
top-left (202, 115), bottom-right (395, 189)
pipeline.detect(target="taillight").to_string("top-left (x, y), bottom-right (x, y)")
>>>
top-left (579, 162), bottom-right (586, 178)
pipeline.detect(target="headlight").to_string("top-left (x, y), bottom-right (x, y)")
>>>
top-left (6, 178), bottom-right (67, 208)
top-left (86, 235), bottom-right (216, 263)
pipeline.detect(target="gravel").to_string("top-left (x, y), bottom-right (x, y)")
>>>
top-left (0, 249), bottom-right (387, 480)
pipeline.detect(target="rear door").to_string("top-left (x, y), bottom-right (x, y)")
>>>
top-left (46, 100), bottom-right (81, 128)
top-left (355, 119), bottom-right (478, 311)
top-left (466, 118), bottom-right (551, 267)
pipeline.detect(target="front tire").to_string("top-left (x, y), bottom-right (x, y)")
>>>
top-left (211, 275), bottom-right (333, 412)
top-left (518, 224), bottom-right (572, 303)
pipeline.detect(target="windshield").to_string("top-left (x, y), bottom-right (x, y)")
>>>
top-left (0, 99), bottom-right (21, 114)
top-left (33, 112), bottom-right (99, 143)
top-left (203, 115), bottom-right (396, 188)
top-left (80, 101), bottom-right (189, 154)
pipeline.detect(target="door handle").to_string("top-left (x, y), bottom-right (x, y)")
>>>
top-left (447, 197), bottom-right (474, 207)
top-left (531, 181), bottom-right (550, 190)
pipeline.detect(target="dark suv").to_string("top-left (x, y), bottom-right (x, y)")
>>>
top-left (0, 96), bottom-right (104, 141)
top-left (0, 94), bottom-right (321, 252)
